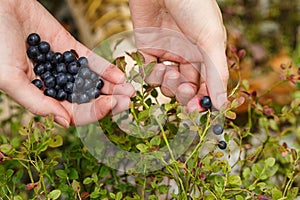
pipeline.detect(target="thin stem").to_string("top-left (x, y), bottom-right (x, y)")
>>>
top-left (257, 79), bottom-right (288, 100)
top-left (185, 112), bottom-right (211, 164)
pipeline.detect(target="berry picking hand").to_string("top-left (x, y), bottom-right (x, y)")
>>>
top-left (0, 1), bottom-right (134, 127)
top-left (129, 0), bottom-right (229, 111)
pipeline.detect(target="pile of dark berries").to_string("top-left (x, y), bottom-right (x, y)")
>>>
top-left (27, 33), bottom-right (104, 104)
top-left (200, 96), bottom-right (227, 150)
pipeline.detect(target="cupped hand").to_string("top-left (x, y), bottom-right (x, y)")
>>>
top-left (0, 0), bottom-right (134, 127)
top-left (129, 0), bottom-right (229, 111)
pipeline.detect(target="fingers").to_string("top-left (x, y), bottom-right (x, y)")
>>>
top-left (4, 72), bottom-right (71, 127)
top-left (186, 82), bottom-right (208, 113)
top-left (198, 44), bottom-right (229, 109)
top-left (68, 95), bottom-right (130, 126)
top-left (145, 63), bottom-right (166, 87)
top-left (22, 1), bottom-right (126, 85)
top-left (101, 81), bottom-right (135, 97)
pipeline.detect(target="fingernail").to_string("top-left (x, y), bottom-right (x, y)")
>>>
top-left (111, 96), bottom-right (118, 108)
top-left (54, 116), bottom-right (70, 128)
top-left (155, 67), bottom-right (165, 78)
top-left (166, 72), bottom-right (180, 86)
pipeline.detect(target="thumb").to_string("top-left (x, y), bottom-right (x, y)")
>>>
top-left (5, 78), bottom-right (70, 127)
top-left (198, 41), bottom-right (229, 110)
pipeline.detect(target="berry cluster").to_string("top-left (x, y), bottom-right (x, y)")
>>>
top-left (199, 96), bottom-right (227, 150)
top-left (26, 33), bottom-right (104, 104)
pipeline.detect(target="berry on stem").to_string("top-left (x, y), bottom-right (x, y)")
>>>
top-left (212, 124), bottom-right (224, 135)
top-left (200, 96), bottom-right (212, 109)
top-left (218, 141), bottom-right (227, 150)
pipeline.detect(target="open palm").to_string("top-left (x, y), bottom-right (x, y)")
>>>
top-left (0, 1), bottom-right (134, 126)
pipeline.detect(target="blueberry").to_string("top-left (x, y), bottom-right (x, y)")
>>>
top-left (56, 73), bottom-right (68, 86)
top-left (74, 76), bottom-right (84, 88)
top-left (212, 124), bottom-right (224, 135)
top-left (66, 73), bottom-right (75, 82)
top-left (64, 82), bottom-right (74, 93)
top-left (78, 67), bottom-right (91, 79)
top-left (40, 71), bottom-right (52, 80)
top-left (33, 64), bottom-right (45, 76)
top-left (34, 53), bottom-right (46, 64)
top-left (63, 51), bottom-right (75, 63)
top-left (54, 84), bottom-right (61, 91)
top-left (78, 93), bottom-right (90, 104)
top-left (27, 46), bottom-right (39, 59)
top-left (31, 79), bottom-right (43, 89)
top-left (200, 96), bottom-right (212, 109)
top-left (67, 93), bottom-right (78, 103)
top-left (90, 71), bottom-right (99, 82)
top-left (38, 41), bottom-right (50, 53)
top-left (77, 57), bottom-right (88, 68)
top-left (56, 63), bottom-right (67, 73)
top-left (67, 61), bottom-right (80, 74)
top-left (27, 33), bottom-right (40, 46)
top-left (45, 50), bottom-right (54, 62)
top-left (83, 79), bottom-right (93, 90)
top-left (95, 79), bottom-right (104, 90)
top-left (44, 76), bottom-right (56, 88)
top-left (87, 88), bottom-right (100, 99)
top-left (43, 62), bottom-right (53, 71)
top-left (56, 89), bottom-right (68, 101)
top-left (44, 88), bottom-right (57, 98)
top-left (51, 52), bottom-right (63, 64)
top-left (218, 141), bottom-right (227, 150)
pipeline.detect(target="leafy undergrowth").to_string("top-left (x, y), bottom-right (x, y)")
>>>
top-left (0, 44), bottom-right (299, 200)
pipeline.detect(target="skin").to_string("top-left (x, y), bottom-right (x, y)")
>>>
top-left (0, 0), bottom-right (228, 127)
top-left (0, 0), bottom-right (135, 127)
top-left (129, 0), bottom-right (229, 111)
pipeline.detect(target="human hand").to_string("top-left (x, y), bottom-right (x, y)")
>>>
top-left (0, 0), bottom-right (134, 127)
top-left (129, 0), bottom-right (229, 111)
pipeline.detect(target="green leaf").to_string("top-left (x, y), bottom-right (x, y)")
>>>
top-left (150, 136), bottom-right (161, 147)
top-left (116, 192), bottom-right (123, 200)
top-left (83, 177), bottom-right (93, 185)
top-left (271, 188), bottom-right (282, 200)
top-left (144, 61), bottom-right (156, 77)
top-left (13, 196), bottom-right (23, 200)
top-left (49, 135), bottom-right (63, 148)
top-left (252, 164), bottom-right (262, 179)
top-left (99, 166), bottom-right (110, 178)
top-left (47, 189), bottom-right (61, 200)
top-left (0, 144), bottom-right (13, 154)
top-left (110, 192), bottom-right (116, 199)
top-left (235, 195), bottom-right (244, 200)
top-left (287, 187), bottom-right (299, 199)
top-left (264, 157), bottom-right (276, 167)
top-left (130, 51), bottom-right (145, 67)
top-left (228, 175), bottom-right (242, 185)
top-left (242, 167), bottom-right (251, 180)
top-left (55, 170), bottom-right (68, 179)
top-left (68, 168), bottom-right (79, 180)
top-left (138, 109), bottom-right (149, 122)
top-left (90, 190), bottom-right (101, 199)
top-left (37, 141), bottom-right (49, 153)
top-left (225, 110), bottom-right (236, 120)
top-left (136, 143), bottom-right (149, 153)
top-left (6, 169), bottom-right (14, 179)
top-left (12, 170), bottom-right (23, 184)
